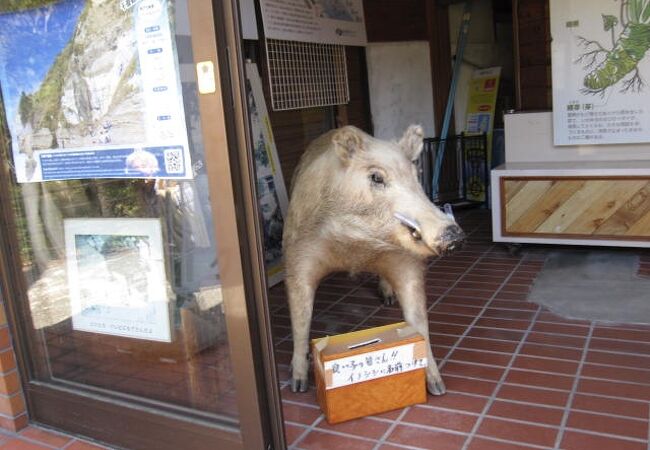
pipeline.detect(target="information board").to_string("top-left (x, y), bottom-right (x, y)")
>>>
top-left (551, 0), bottom-right (650, 146)
top-left (259, 0), bottom-right (367, 46)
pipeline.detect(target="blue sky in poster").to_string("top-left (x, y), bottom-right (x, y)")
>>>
top-left (0, 0), bottom-right (84, 131)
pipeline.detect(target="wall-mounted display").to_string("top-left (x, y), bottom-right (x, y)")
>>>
top-left (259, 0), bottom-right (367, 46)
top-left (551, 0), bottom-right (650, 145)
top-left (0, 0), bottom-right (192, 182)
top-left (64, 218), bottom-right (171, 342)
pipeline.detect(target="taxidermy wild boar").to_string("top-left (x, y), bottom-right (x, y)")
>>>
top-left (283, 125), bottom-right (465, 395)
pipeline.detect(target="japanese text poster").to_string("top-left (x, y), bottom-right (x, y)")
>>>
top-left (259, 0), bottom-right (367, 46)
top-left (551, 0), bottom-right (650, 145)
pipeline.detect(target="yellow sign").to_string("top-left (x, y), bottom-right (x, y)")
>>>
top-left (464, 67), bottom-right (501, 202)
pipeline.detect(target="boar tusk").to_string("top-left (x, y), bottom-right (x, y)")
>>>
top-left (442, 203), bottom-right (455, 220)
top-left (393, 212), bottom-right (422, 241)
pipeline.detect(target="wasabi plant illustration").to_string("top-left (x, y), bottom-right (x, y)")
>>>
top-left (576, 0), bottom-right (650, 95)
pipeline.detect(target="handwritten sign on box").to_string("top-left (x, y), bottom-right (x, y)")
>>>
top-left (323, 341), bottom-right (427, 390)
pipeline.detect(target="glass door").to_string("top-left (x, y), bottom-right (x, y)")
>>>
top-left (0, 0), bottom-right (278, 448)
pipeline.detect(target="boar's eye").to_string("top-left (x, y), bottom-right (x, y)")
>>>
top-left (369, 171), bottom-right (385, 186)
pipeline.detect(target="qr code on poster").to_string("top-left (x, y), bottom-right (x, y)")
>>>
top-left (164, 148), bottom-right (184, 174)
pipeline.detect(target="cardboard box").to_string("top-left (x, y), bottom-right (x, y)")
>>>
top-left (311, 322), bottom-right (427, 424)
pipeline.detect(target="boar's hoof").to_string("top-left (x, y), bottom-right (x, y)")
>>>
top-left (379, 291), bottom-right (397, 306)
top-left (291, 377), bottom-right (309, 393)
top-left (378, 279), bottom-right (397, 306)
top-left (427, 378), bottom-right (447, 396)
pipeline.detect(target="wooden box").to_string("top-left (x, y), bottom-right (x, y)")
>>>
top-left (311, 322), bottom-right (427, 424)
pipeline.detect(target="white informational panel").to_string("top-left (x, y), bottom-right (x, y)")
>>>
top-left (551, 0), bottom-right (650, 146)
top-left (366, 42), bottom-right (435, 140)
top-left (239, 0), bottom-right (259, 40)
top-left (0, 0), bottom-right (192, 182)
top-left (64, 218), bottom-right (171, 342)
top-left (245, 62), bottom-right (289, 287)
top-left (259, 0), bottom-right (366, 46)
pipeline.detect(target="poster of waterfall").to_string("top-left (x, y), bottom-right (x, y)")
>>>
top-left (64, 218), bottom-right (171, 342)
top-left (0, 0), bottom-right (192, 183)
top-left (245, 62), bottom-right (289, 287)
top-left (551, 0), bottom-right (650, 145)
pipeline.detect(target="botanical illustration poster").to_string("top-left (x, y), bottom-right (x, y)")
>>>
top-left (245, 62), bottom-right (289, 287)
top-left (259, 0), bottom-right (367, 46)
top-left (0, 0), bottom-right (192, 182)
top-left (464, 66), bottom-right (500, 203)
top-left (64, 218), bottom-right (171, 342)
top-left (551, 0), bottom-right (650, 145)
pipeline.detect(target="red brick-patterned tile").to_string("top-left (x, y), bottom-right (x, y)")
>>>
top-left (402, 406), bottom-right (477, 433)
top-left (496, 384), bottom-right (569, 407)
top-left (476, 417), bottom-right (558, 447)
top-left (386, 424), bottom-right (467, 450)
top-left (571, 393), bottom-right (649, 419)
top-left (504, 369), bottom-right (574, 391)
top-left (519, 343), bottom-right (582, 361)
top-left (282, 402), bottom-right (321, 425)
top-left (457, 337), bottom-right (518, 354)
top-left (444, 375), bottom-right (497, 397)
top-left (560, 430), bottom-right (646, 450)
top-left (296, 430), bottom-right (376, 450)
top-left (316, 416), bottom-right (390, 440)
top-left (448, 349), bottom-right (512, 367)
top-left (442, 362), bottom-right (505, 381)
top-left (566, 411), bottom-right (648, 440)
top-left (467, 437), bottom-right (542, 450)
top-left (487, 400), bottom-right (564, 426)
top-left (426, 392), bottom-right (488, 414)
top-left (578, 378), bottom-right (650, 401)
top-left (585, 350), bottom-right (650, 369)
top-left (511, 355), bottom-right (579, 375)
top-left (581, 363), bottom-right (650, 385)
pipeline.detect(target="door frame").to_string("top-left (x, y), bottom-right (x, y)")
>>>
top-left (0, 0), bottom-right (284, 448)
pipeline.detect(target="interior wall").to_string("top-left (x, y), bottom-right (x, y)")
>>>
top-left (365, 42), bottom-right (435, 140)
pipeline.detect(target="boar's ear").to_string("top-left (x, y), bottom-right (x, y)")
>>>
top-left (333, 126), bottom-right (364, 163)
top-left (398, 125), bottom-right (424, 161)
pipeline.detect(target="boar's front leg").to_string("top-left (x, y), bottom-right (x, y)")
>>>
top-left (382, 257), bottom-right (446, 396)
top-left (286, 266), bottom-right (318, 393)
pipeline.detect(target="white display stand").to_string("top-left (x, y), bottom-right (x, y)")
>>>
top-left (491, 112), bottom-right (650, 248)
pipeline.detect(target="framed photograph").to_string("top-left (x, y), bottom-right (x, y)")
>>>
top-left (64, 218), bottom-right (171, 342)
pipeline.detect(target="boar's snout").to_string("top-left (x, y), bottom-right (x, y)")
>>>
top-left (440, 224), bottom-right (465, 254)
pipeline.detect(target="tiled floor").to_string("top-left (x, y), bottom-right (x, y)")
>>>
top-left (2, 209), bottom-right (649, 449)
top-left (269, 209), bottom-right (650, 450)
top-left (0, 425), bottom-right (110, 449)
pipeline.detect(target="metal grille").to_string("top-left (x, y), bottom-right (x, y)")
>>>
top-left (264, 39), bottom-right (349, 111)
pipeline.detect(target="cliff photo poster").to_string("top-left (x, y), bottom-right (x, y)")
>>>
top-left (551, 0), bottom-right (650, 145)
top-left (0, 0), bottom-right (193, 183)
top-left (64, 218), bottom-right (171, 342)
top-left (245, 62), bottom-right (289, 287)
